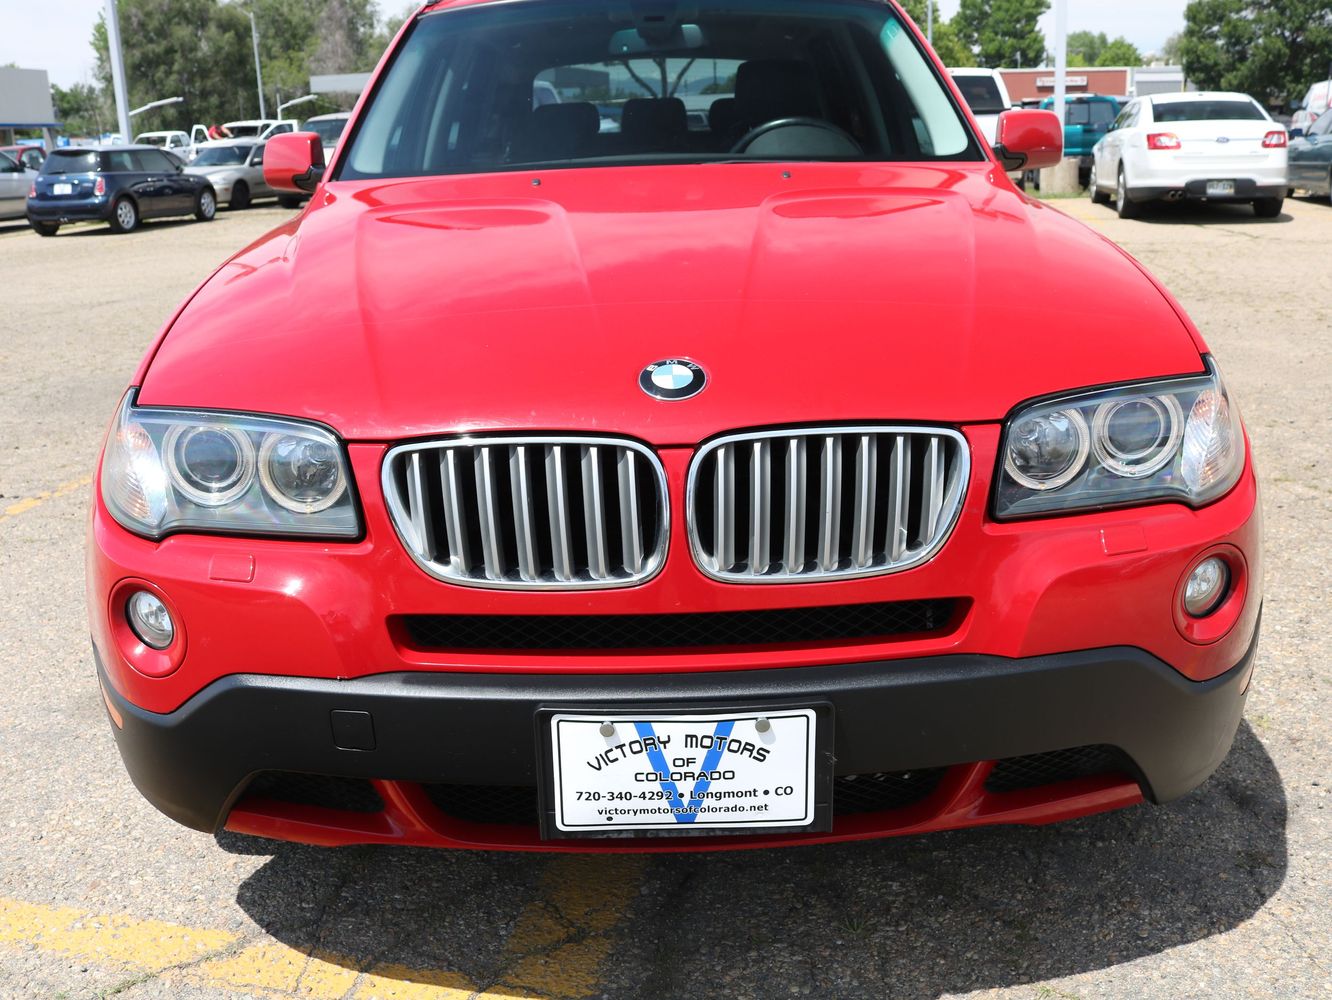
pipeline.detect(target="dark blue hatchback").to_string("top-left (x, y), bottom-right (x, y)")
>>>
top-left (26, 145), bottom-right (217, 236)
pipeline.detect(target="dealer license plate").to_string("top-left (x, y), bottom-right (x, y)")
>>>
top-left (53, 183), bottom-right (73, 195)
top-left (1206, 180), bottom-right (1235, 197)
top-left (547, 709), bottom-right (818, 835)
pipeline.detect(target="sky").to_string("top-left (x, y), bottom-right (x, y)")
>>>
top-left (2, 0), bottom-right (1192, 89)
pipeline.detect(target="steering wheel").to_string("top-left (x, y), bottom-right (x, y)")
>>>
top-left (729, 117), bottom-right (863, 157)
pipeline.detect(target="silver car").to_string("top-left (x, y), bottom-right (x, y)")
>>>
top-left (0, 151), bottom-right (36, 221)
top-left (183, 139), bottom-right (274, 210)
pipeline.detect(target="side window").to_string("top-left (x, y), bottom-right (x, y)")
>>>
top-left (0, 153), bottom-right (20, 173)
top-left (106, 151), bottom-right (137, 172)
top-left (250, 144), bottom-right (265, 166)
top-left (1111, 104), bottom-right (1132, 131)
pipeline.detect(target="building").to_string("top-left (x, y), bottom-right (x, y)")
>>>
top-left (999, 66), bottom-right (1190, 104)
top-left (0, 67), bottom-right (61, 149)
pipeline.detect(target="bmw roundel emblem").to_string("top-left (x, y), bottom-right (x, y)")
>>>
top-left (640, 359), bottom-right (706, 400)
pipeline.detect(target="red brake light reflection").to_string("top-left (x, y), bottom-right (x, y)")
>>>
top-left (94, 176), bottom-right (106, 196)
top-left (1147, 133), bottom-right (1182, 151)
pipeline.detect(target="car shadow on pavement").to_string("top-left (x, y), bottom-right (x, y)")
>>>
top-left (223, 722), bottom-right (1285, 998)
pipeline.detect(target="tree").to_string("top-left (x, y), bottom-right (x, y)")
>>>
top-left (1179, 0), bottom-right (1332, 108)
top-left (1096, 38), bottom-right (1143, 67)
top-left (953, 0), bottom-right (1050, 69)
top-left (898, 1), bottom-right (971, 67)
top-left (1161, 31), bottom-right (1185, 65)
top-left (92, 0), bottom-right (255, 131)
top-left (1066, 30), bottom-right (1109, 67)
top-left (51, 81), bottom-right (111, 138)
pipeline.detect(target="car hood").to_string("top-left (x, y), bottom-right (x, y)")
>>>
top-left (140, 163), bottom-right (1204, 444)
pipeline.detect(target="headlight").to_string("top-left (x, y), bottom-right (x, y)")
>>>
top-left (101, 393), bottom-right (359, 539)
top-left (995, 358), bottom-right (1245, 519)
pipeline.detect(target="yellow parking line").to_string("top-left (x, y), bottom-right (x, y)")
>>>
top-left (0, 474), bottom-right (93, 523)
top-left (0, 855), bottom-right (645, 998)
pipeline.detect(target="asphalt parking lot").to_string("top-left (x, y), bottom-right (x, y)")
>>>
top-left (1, 194), bottom-right (1328, 1000)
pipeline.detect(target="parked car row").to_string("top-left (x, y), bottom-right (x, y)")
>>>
top-left (13, 111), bottom-right (357, 235)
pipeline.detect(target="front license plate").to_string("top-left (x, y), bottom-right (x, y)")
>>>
top-left (1206, 180), bottom-right (1235, 197)
top-left (545, 709), bottom-right (821, 836)
top-left (53, 183), bottom-right (73, 195)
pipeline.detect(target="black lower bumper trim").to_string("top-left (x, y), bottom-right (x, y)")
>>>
top-left (97, 629), bottom-right (1258, 834)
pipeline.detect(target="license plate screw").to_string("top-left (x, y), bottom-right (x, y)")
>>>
top-left (599, 722), bottom-right (616, 738)
top-left (755, 717), bottom-right (771, 734)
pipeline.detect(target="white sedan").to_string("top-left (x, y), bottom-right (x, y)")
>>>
top-left (1090, 91), bottom-right (1289, 218)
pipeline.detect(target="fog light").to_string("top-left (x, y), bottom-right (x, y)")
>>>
top-left (126, 590), bottom-right (175, 649)
top-left (1183, 557), bottom-right (1229, 618)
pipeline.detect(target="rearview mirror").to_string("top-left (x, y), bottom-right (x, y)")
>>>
top-left (263, 132), bottom-right (325, 193)
top-left (992, 109), bottom-right (1063, 172)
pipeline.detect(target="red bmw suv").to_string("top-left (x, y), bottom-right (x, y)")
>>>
top-left (89, 0), bottom-right (1261, 852)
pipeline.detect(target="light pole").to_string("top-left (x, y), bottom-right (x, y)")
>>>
top-left (277, 94), bottom-right (318, 121)
top-left (250, 11), bottom-right (267, 119)
top-left (129, 96), bottom-right (184, 119)
top-left (104, 0), bottom-right (132, 141)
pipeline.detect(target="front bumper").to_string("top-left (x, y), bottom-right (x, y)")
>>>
top-left (98, 629), bottom-right (1257, 850)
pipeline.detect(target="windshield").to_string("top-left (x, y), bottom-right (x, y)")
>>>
top-left (192, 145), bottom-right (252, 166)
top-left (953, 76), bottom-right (1006, 115)
top-left (306, 118), bottom-right (348, 143)
top-left (42, 150), bottom-right (99, 174)
top-left (341, 0), bottom-right (979, 179)
top-left (226, 124), bottom-right (265, 137)
top-left (1153, 100), bottom-right (1265, 123)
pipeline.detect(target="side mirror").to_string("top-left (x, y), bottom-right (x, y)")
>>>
top-left (263, 132), bottom-right (326, 193)
top-left (992, 109), bottom-right (1063, 172)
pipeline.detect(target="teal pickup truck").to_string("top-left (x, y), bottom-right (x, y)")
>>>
top-left (1040, 94), bottom-right (1120, 185)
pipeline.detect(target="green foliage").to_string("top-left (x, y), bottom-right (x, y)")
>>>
top-left (51, 81), bottom-right (112, 138)
top-left (1096, 38), bottom-right (1143, 67)
top-left (1066, 30), bottom-right (1109, 67)
top-left (953, 0), bottom-right (1050, 69)
top-left (899, 0), bottom-right (971, 67)
top-left (89, 0), bottom-right (392, 135)
top-left (1180, 0), bottom-right (1332, 107)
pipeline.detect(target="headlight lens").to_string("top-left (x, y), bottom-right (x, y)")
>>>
top-left (101, 393), bottom-right (358, 539)
top-left (995, 358), bottom-right (1245, 519)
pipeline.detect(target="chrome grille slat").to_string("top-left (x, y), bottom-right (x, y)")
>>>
top-left (384, 437), bottom-right (667, 590)
top-left (689, 425), bottom-right (969, 583)
top-left (546, 445), bottom-right (574, 583)
top-left (474, 446), bottom-right (504, 581)
top-left (817, 435), bottom-right (842, 572)
top-left (439, 450), bottom-right (471, 575)
top-left (851, 434), bottom-right (877, 569)
top-left (748, 440), bottom-right (771, 576)
top-left (887, 434), bottom-right (911, 563)
top-left (581, 445), bottom-right (608, 581)
top-left (509, 445), bottom-right (538, 583)
top-left (617, 450), bottom-right (643, 576)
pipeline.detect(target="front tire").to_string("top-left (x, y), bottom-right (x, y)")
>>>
top-left (1089, 162), bottom-right (1109, 204)
top-left (29, 219), bottom-right (59, 237)
top-left (195, 188), bottom-right (217, 222)
top-left (1253, 197), bottom-right (1283, 219)
top-left (228, 181), bottom-right (250, 211)
top-left (1115, 166), bottom-right (1141, 219)
top-left (109, 197), bottom-right (139, 233)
